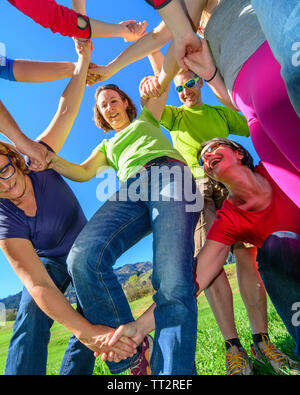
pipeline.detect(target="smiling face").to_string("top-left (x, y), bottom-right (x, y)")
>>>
top-left (0, 155), bottom-right (26, 200)
top-left (174, 71), bottom-right (203, 108)
top-left (201, 142), bottom-right (244, 181)
top-left (96, 89), bottom-right (131, 132)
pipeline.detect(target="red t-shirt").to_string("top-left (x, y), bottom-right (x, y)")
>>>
top-left (8, 0), bottom-right (91, 38)
top-left (207, 163), bottom-right (300, 247)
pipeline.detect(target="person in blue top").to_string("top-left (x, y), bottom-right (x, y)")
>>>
top-left (0, 40), bottom-right (136, 375)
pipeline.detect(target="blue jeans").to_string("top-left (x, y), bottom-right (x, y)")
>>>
top-left (257, 231), bottom-right (300, 357)
top-left (251, 0), bottom-right (300, 116)
top-left (67, 161), bottom-right (200, 374)
top-left (5, 255), bottom-right (95, 375)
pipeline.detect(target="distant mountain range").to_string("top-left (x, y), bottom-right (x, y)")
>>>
top-left (0, 261), bottom-right (153, 311)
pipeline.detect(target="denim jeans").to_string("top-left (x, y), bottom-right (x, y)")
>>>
top-left (67, 161), bottom-right (200, 374)
top-left (4, 255), bottom-right (95, 375)
top-left (257, 231), bottom-right (300, 357)
top-left (251, 0), bottom-right (300, 116)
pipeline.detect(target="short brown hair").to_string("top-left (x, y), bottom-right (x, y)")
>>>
top-left (0, 141), bottom-right (28, 174)
top-left (93, 85), bottom-right (137, 132)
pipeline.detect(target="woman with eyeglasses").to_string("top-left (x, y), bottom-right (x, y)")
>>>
top-left (107, 137), bottom-right (300, 372)
top-left (46, 77), bottom-right (200, 374)
top-left (0, 40), bottom-right (136, 375)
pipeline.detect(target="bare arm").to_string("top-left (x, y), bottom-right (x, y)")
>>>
top-left (0, 238), bottom-right (136, 357)
top-left (36, 41), bottom-right (91, 154)
top-left (195, 240), bottom-right (231, 293)
top-left (12, 60), bottom-right (75, 83)
top-left (157, 0), bottom-right (205, 93)
top-left (158, 0), bottom-right (205, 70)
top-left (88, 21), bottom-right (170, 84)
top-left (49, 148), bottom-right (108, 182)
top-left (72, 0), bottom-right (86, 14)
top-left (183, 42), bottom-right (238, 110)
top-left (0, 100), bottom-right (48, 169)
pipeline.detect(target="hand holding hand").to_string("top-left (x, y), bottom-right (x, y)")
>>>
top-left (139, 75), bottom-right (162, 100)
top-left (98, 320), bottom-right (146, 362)
top-left (79, 324), bottom-right (137, 362)
top-left (15, 137), bottom-right (49, 171)
top-left (86, 63), bottom-right (113, 86)
top-left (73, 37), bottom-right (93, 61)
top-left (183, 39), bottom-right (216, 81)
top-left (173, 31), bottom-right (203, 71)
top-left (120, 20), bottom-right (148, 42)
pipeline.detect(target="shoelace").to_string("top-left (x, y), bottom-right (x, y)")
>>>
top-left (260, 334), bottom-right (288, 365)
top-left (224, 341), bottom-right (247, 375)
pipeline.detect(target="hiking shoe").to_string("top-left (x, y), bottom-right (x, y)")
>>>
top-left (130, 334), bottom-right (153, 375)
top-left (251, 335), bottom-right (300, 375)
top-left (225, 342), bottom-right (254, 375)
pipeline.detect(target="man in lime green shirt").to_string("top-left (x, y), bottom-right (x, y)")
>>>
top-left (160, 69), bottom-right (250, 252)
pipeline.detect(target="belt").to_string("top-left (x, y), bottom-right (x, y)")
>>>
top-left (143, 156), bottom-right (186, 169)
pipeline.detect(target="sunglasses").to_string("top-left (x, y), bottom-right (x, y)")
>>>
top-left (199, 141), bottom-right (239, 166)
top-left (175, 77), bottom-right (200, 93)
top-left (0, 154), bottom-right (16, 180)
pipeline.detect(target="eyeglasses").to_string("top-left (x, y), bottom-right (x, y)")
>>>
top-left (175, 77), bottom-right (200, 93)
top-left (0, 155), bottom-right (16, 180)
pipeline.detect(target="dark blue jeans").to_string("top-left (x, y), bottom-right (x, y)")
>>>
top-left (4, 256), bottom-right (95, 375)
top-left (67, 162), bottom-right (200, 374)
top-left (257, 231), bottom-right (300, 357)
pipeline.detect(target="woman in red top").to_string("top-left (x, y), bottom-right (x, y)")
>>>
top-left (196, 137), bottom-right (300, 358)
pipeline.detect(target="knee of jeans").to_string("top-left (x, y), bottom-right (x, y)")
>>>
top-left (16, 297), bottom-right (52, 331)
top-left (154, 278), bottom-right (197, 304)
top-left (67, 239), bottom-right (115, 279)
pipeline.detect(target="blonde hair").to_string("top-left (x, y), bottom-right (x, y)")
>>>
top-left (0, 141), bottom-right (28, 174)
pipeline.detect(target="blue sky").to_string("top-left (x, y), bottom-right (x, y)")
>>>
top-left (0, 0), bottom-right (259, 298)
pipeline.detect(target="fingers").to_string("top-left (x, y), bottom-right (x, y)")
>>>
top-left (139, 76), bottom-right (161, 99)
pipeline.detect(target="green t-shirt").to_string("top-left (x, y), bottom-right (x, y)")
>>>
top-left (160, 103), bottom-right (249, 178)
top-left (95, 106), bottom-right (185, 182)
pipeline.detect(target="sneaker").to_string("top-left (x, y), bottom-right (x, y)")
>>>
top-left (225, 342), bottom-right (254, 375)
top-left (130, 334), bottom-right (153, 375)
top-left (251, 335), bottom-right (300, 375)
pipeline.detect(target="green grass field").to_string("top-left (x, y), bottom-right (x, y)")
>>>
top-left (0, 264), bottom-right (298, 375)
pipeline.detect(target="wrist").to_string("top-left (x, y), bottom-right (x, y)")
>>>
top-left (204, 66), bottom-right (218, 83)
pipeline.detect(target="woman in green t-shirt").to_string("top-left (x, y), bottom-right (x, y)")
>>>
top-left (47, 82), bottom-right (200, 375)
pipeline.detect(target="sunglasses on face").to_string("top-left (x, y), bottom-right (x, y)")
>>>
top-left (0, 154), bottom-right (16, 180)
top-left (175, 77), bottom-right (200, 93)
top-left (199, 141), bottom-right (240, 166)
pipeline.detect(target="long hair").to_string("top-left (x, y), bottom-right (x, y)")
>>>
top-left (93, 85), bottom-right (137, 132)
top-left (0, 141), bottom-right (28, 174)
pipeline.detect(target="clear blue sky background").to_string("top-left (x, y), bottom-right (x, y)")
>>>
top-left (0, 0), bottom-right (259, 298)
